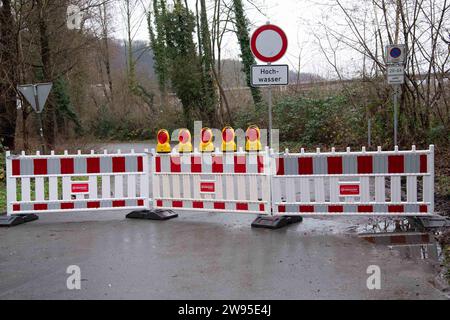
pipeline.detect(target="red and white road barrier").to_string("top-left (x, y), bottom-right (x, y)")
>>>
top-left (153, 148), bottom-right (271, 214)
top-left (6, 145), bottom-right (435, 217)
top-left (271, 146), bottom-right (434, 216)
top-left (6, 150), bottom-right (151, 214)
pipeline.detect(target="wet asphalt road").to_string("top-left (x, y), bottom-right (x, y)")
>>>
top-left (0, 212), bottom-right (445, 300)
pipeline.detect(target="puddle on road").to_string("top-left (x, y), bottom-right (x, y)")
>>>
top-left (356, 218), bottom-right (441, 263)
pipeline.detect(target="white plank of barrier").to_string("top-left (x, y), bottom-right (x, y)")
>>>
top-left (115, 175), bottom-right (123, 198)
top-left (22, 177), bottom-right (31, 202)
top-left (300, 178), bottom-right (310, 202)
top-left (49, 177), bottom-right (58, 201)
top-left (407, 176), bottom-right (417, 203)
top-left (35, 177), bottom-right (45, 201)
top-left (375, 177), bottom-right (385, 203)
top-left (102, 176), bottom-right (111, 198)
top-left (360, 177), bottom-right (370, 202)
top-left (128, 175), bottom-right (136, 198)
top-left (329, 177), bottom-right (339, 202)
top-left (314, 178), bottom-right (325, 202)
top-left (391, 176), bottom-right (401, 202)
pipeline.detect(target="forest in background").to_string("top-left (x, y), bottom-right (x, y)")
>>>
top-left (0, 0), bottom-right (448, 151)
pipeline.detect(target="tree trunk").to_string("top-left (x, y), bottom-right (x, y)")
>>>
top-left (0, 0), bottom-right (18, 150)
top-left (232, 0), bottom-right (262, 106)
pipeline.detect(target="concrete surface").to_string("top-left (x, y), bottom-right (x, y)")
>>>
top-left (0, 212), bottom-right (446, 300)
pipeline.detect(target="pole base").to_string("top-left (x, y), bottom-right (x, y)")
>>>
top-left (251, 215), bottom-right (303, 230)
top-left (126, 209), bottom-right (178, 221)
top-left (0, 214), bottom-right (39, 227)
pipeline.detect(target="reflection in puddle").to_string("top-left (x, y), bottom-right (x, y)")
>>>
top-left (358, 218), bottom-right (440, 263)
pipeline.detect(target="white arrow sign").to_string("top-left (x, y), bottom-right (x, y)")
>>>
top-left (17, 83), bottom-right (52, 113)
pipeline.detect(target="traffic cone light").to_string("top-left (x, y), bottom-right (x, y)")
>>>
top-left (177, 129), bottom-right (193, 153)
top-left (156, 129), bottom-right (171, 153)
top-left (222, 126), bottom-right (237, 152)
top-left (199, 128), bottom-right (215, 153)
top-left (246, 125), bottom-right (262, 152)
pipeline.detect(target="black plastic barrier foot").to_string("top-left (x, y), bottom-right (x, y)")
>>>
top-left (0, 214), bottom-right (39, 227)
top-left (126, 209), bottom-right (178, 221)
top-left (251, 215), bottom-right (303, 230)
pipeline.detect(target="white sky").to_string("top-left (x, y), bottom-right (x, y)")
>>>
top-left (111, 0), bottom-right (337, 77)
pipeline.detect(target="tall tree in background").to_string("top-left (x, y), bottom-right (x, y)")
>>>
top-left (148, 0), bottom-right (169, 106)
top-left (232, 0), bottom-right (262, 106)
top-left (0, 0), bottom-right (18, 150)
top-left (199, 0), bottom-right (218, 126)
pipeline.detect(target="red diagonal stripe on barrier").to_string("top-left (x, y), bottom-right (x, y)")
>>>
top-left (388, 205), bottom-right (404, 213)
top-left (113, 200), bottom-right (126, 208)
top-left (276, 158), bottom-right (285, 175)
top-left (112, 157), bottom-right (126, 173)
top-left (193, 201), bottom-right (204, 209)
top-left (156, 157), bottom-right (161, 172)
top-left (13, 204), bottom-right (20, 211)
top-left (357, 156), bottom-right (373, 174)
top-left (327, 157), bottom-right (343, 174)
top-left (420, 155), bottom-right (427, 173)
top-left (88, 201), bottom-right (100, 209)
top-left (234, 156), bottom-right (246, 173)
top-left (212, 156), bottom-right (223, 173)
top-left (171, 156), bottom-right (181, 173)
top-left (33, 159), bottom-right (47, 175)
top-left (298, 157), bottom-right (313, 175)
top-left (236, 203), bottom-right (249, 211)
top-left (420, 205), bottom-right (428, 213)
top-left (191, 156), bottom-right (202, 173)
top-left (259, 204), bottom-right (265, 212)
top-left (388, 155), bottom-right (404, 173)
top-left (61, 203), bottom-right (75, 210)
top-left (328, 205), bottom-right (344, 213)
top-left (156, 200), bottom-right (163, 207)
top-left (358, 205), bottom-right (373, 213)
top-left (87, 157), bottom-right (100, 174)
top-left (173, 201), bottom-right (183, 208)
top-left (278, 205), bottom-right (286, 212)
top-left (299, 205), bottom-right (314, 213)
top-left (12, 160), bottom-right (20, 176)
top-left (34, 204), bottom-right (48, 211)
top-left (137, 156), bottom-right (143, 172)
top-left (214, 202), bottom-right (226, 210)
top-left (60, 158), bottom-right (74, 174)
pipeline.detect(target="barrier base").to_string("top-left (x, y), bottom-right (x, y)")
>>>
top-left (126, 209), bottom-right (179, 221)
top-left (0, 214), bottom-right (39, 227)
top-left (251, 215), bottom-right (303, 230)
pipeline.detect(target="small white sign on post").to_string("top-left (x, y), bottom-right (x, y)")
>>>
top-left (251, 65), bottom-right (289, 87)
top-left (387, 65), bottom-right (405, 85)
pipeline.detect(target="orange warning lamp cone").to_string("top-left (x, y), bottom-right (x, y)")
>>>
top-left (222, 126), bottom-right (237, 152)
top-left (156, 129), bottom-right (171, 153)
top-left (199, 127), bottom-right (215, 153)
top-left (246, 125), bottom-right (262, 152)
top-left (177, 129), bottom-right (193, 153)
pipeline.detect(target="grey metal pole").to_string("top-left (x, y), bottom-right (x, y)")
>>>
top-left (34, 85), bottom-right (46, 154)
top-left (393, 85), bottom-right (399, 147)
top-left (268, 62), bottom-right (273, 148)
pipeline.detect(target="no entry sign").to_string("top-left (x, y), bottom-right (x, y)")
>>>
top-left (251, 24), bottom-right (288, 63)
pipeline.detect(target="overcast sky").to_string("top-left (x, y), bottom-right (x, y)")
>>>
top-left (110, 0), bottom-right (341, 77)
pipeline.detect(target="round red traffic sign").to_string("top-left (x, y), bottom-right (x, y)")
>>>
top-left (250, 24), bottom-right (288, 63)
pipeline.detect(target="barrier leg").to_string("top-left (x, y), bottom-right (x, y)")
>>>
top-left (126, 209), bottom-right (178, 221)
top-left (251, 215), bottom-right (303, 230)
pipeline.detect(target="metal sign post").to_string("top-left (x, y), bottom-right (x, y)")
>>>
top-left (250, 23), bottom-right (288, 148)
top-left (386, 45), bottom-right (406, 147)
top-left (17, 83), bottom-right (53, 153)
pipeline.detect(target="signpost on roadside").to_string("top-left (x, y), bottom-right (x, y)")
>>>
top-left (17, 83), bottom-right (52, 153)
top-left (385, 45), bottom-right (406, 146)
top-left (250, 23), bottom-right (289, 148)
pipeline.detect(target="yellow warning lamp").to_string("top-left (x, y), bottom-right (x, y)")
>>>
top-left (156, 129), bottom-right (171, 153)
top-left (222, 126), bottom-right (237, 152)
top-left (199, 127), bottom-right (215, 153)
top-left (246, 125), bottom-right (262, 152)
top-left (177, 129), bottom-right (193, 153)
